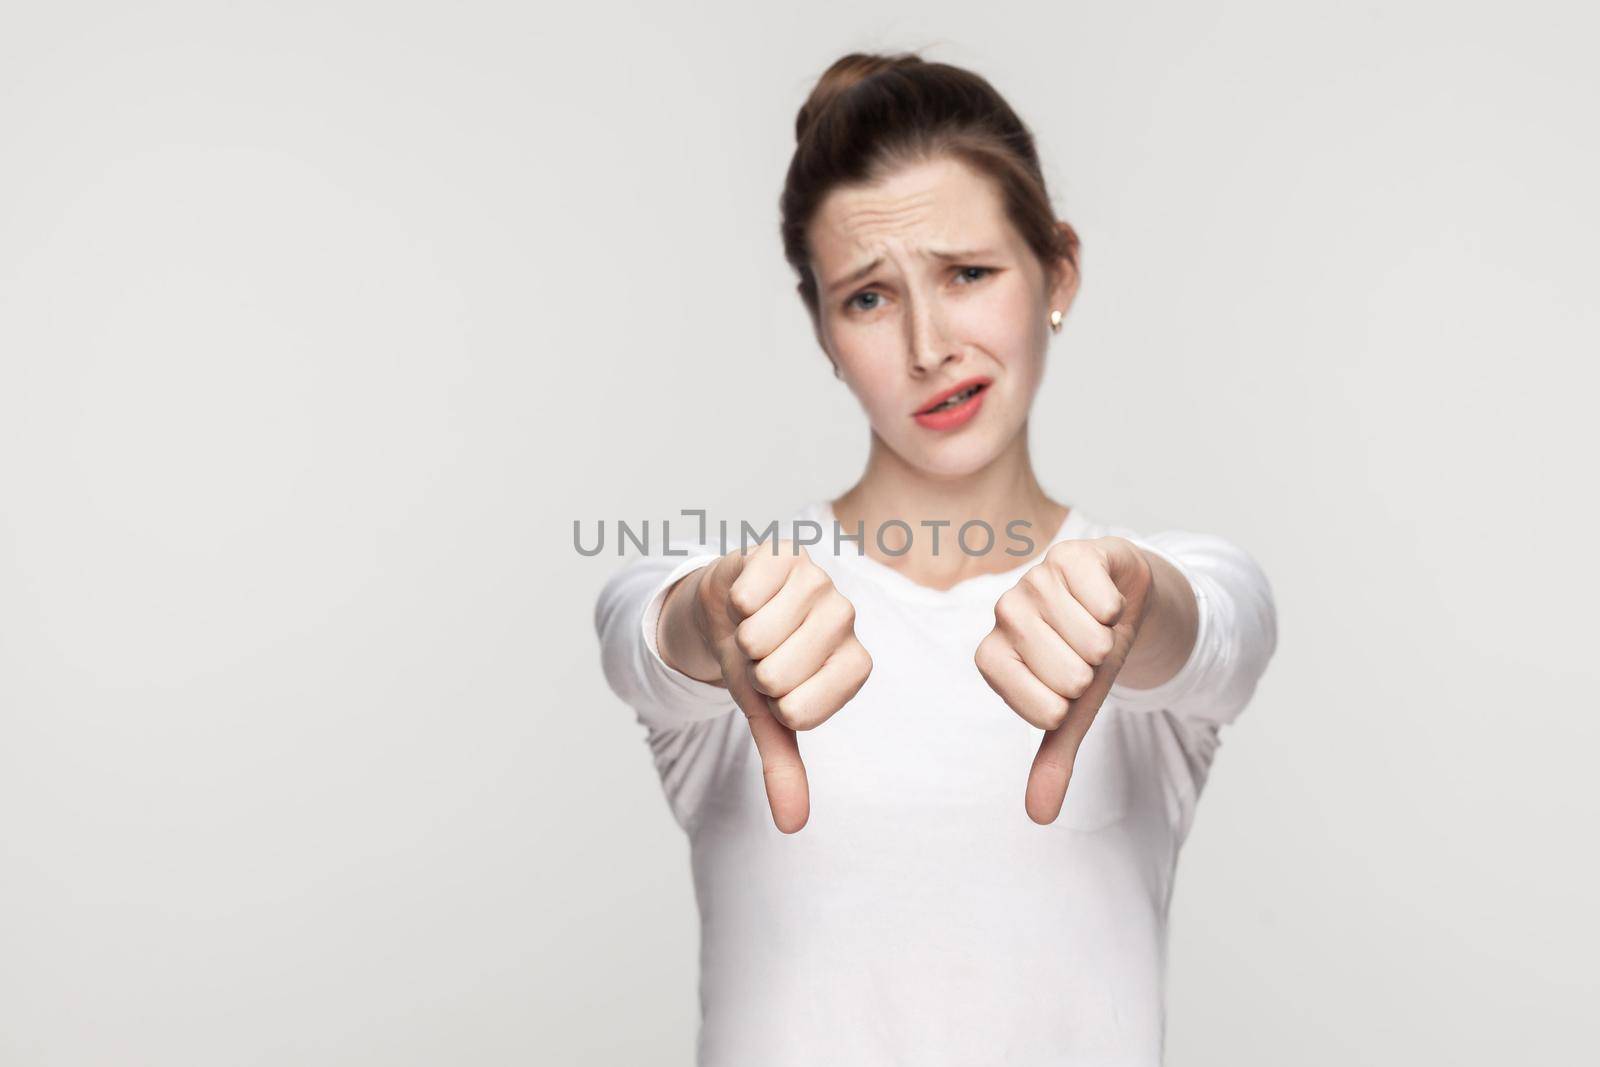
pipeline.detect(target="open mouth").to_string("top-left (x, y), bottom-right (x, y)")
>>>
top-left (916, 379), bottom-right (990, 415)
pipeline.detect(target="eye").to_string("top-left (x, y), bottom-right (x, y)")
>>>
top-left (843, 267), bottom-right (995, 314)
top-left (846, 290), bottom-right (882, 313)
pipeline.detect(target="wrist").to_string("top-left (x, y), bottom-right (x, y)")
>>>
top-left (1118, 546), bottom-right (1191, 688)
top-left (658, 564), bottom-right (723, 685)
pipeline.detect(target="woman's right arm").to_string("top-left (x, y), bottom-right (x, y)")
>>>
top-left (593, 550), bottom-right (739, 732)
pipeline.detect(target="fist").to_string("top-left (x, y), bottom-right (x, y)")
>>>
top-left (693, 540), bottom-right (873, 834)
top-left (974, 537), bottom-right (1155, 825)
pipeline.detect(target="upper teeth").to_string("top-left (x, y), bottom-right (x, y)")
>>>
top-left (929, 384), bottom-right (981, 411)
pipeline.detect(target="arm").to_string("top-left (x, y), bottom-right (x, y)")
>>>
top-left (1107, 530), bottom-right (1279, 727)
top-left (593, 549), bottom-right (737, 732)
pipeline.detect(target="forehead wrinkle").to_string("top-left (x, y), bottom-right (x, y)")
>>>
top-left (817, 176), bottom-right (999, 293)
top-left (836, 192), bottom-right (942, 244)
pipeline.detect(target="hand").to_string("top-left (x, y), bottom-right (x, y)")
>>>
top-left (687, 540), bottom-right (873, 834)
top-left (974, 537), bottom-right (1156, 825)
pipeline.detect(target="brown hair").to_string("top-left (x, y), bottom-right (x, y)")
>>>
top-left (780, 50), bottom-right (1080, 325)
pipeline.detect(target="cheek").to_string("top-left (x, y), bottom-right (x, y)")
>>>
top-left (960, 285), bottom-right (1041, 366)
top-left (846, 364), bottom-right (905, 422)
top-left (938, 308), bottom-right (1045, 408)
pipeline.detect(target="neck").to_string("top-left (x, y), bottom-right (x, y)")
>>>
top-left (830, 422), bottom-right (1068, 587)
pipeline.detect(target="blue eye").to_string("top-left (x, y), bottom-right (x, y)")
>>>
top-left (845, 267), bottom-right (994, 313)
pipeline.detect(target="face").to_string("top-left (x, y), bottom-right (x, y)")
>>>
top-left (806, 154), bottom-right (1078, 478)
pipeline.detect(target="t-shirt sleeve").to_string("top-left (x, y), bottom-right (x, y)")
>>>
top-left (593, 547), bottom-right (739, 732)
top-left (1106, 529), bottom-right (1279, 727)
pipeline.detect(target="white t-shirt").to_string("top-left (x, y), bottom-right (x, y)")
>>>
top-left (593, 499), bottom-right (1278, 1066)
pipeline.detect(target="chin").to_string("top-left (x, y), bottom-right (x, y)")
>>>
top-left (896, 429), bottom-right (1009, 479)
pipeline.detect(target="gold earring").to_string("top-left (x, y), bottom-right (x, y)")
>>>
top-left (1049, 309), bottom-right (1063, 333)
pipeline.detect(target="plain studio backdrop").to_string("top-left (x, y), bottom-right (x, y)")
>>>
top-left (1, 1), bottom-right (1596, 1064)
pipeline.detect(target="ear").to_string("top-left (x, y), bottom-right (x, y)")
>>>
top-left (1046, 220), bottom-right (1082, 316)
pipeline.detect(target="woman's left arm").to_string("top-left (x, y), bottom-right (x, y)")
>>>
top-left (1108, 530), bottom-right (1280, 727)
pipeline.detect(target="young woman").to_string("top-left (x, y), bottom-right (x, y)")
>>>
top-left (594, 51), bottom-right (1278, 1066)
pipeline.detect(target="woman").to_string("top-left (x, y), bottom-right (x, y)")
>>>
top-left (593, 51), bottom-right (1278, 1066)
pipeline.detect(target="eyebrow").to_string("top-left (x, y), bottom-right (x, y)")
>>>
top-left (824, 247), bottom-right (998, 295)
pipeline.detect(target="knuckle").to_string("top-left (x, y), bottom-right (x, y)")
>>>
top-left (732, 622), bottom-right (762, 659)
top-left (1077, 666), bottom-right (1098, 695)
top-left (834, 589), bottom-right (855, 619)
top-left (773, 692), bottom-right (814, 730)
top-left (993, 592), bottom-right (1022, 629)
top-left (800, 562), bottom-right (829, 596)
top-left (767, 693), bottom-right (795, 727)
top-left (974, 630), bottom-right (1000, 665)
top-left (838, 641), bottom-right (867, 679)
top-left (728, 584), bottom-right (761, 618)
top-left (1041, 696), bottom-right (1070, 730)
top-left (1054, 540), bottom-right (1097, 571)
top-left (751, 657), bottom-right (784, 697)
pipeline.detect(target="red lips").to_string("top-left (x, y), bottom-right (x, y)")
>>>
top-left (913, 376), bottom-right (993, 416)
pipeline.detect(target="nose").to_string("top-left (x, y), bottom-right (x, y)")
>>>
top-left (906, 290), bottom-right (960, 377)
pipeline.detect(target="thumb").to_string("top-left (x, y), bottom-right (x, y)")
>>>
top-left (1024, 610), bottom-right (1136, 824)
top-left (1026, 708), bottom-right (1088, 825)
top-left (723, 649), bottom-right (810, 834)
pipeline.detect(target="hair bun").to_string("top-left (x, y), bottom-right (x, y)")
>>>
top-left (794, 51), bottom-right (925, 145)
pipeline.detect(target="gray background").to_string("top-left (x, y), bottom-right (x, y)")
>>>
top-left (2, 1), bottom-right (1595, 1063)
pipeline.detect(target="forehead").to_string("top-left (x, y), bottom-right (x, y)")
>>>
top-left (809, 156), bottom-right (1013, 263)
